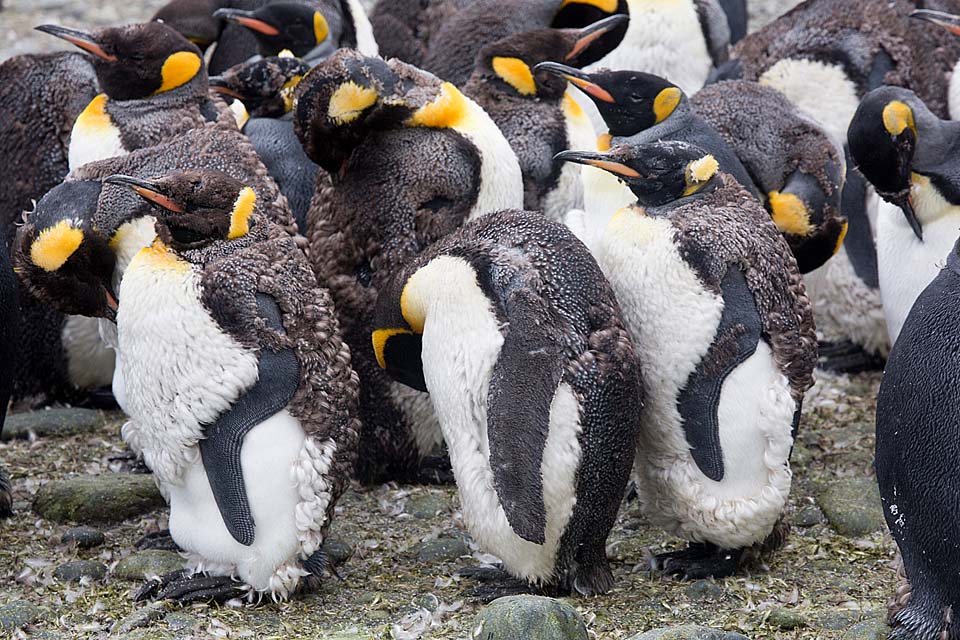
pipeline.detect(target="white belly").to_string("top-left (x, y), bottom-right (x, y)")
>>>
top-left (68, 115), bottom-right (126, 171)
top-left (167, 410), bottom-right (306, 592)
top-left (541, 93), bottom-right (594, 223)
top-left (950, 59), bottom-right (960, 121)
top-left (580, 168), bottom-right (636, 250)
top-left (878, 204), bottom-right (960, 344)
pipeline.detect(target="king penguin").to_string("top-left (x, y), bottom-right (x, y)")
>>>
top-left (83, 169), bottom-right (359, 603)
top-left (557, 140), bottom-right (817, 579)
top-left (294, 49), bottom-right (523, 483)
top-left (462, 16), bottom-right (627, 220)
top-left (0, 220), bottom-right (20, 518)
top-left (369, 0), bottom-right (474, 67)
top-left (875, 235), bottom-right (960, 640)
top-left (152, 0), bottom-right (222, 51)
top-left (372, 208), bottom-right (642, 595)
top-left (848, 86), bottom-right (960, 345)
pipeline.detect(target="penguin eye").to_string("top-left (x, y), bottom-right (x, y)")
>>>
top-left (630, 94), bottom-right (645, 102)
top-left (419, 196), bottom-right (455, 213)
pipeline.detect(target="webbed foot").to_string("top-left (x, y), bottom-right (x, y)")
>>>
top-left (652, 542), bottom-right (743, 580)
top-left (135, 529), bottom-right (180, 552)
top-left (455, 566), bottom-right (541, 603)
top-left (133, 571), bottom-right (247, 604)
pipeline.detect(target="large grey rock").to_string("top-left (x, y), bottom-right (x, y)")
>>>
top-left (53, 560), bottom-right (107, 582)
top-left (684, 580), bottom-right (723, 601)
top-left (472, 596), bottom-right (588, 640)
top-left (113, 551), bottom-right (186, 581)
top-left (323, 537), bottom-right (353, 566)
top-left (406, 493), bottom-right (448, 519)
top-left (61, 526), bottom-right (106, 549)
top-left (2, 408), bottom-right (100, 441)
top-left (628, 626), bottom-right (749, 640)
top-left (0, 601), bottom-right (50, 632)
top-left (842, 615), bottom-right (891, 640)
top-left (814, 610), bottom-right (864, 631)
top-left (816, 479), bottom-right (885, 537)
top-left (111, 603), bottom-right (167, 635)
top-left (767, 608), bottom-right (807, 630)
top-left (415, 536), bottom-right (469, 562)
top-left (33, 474), bottom-right (164, 524)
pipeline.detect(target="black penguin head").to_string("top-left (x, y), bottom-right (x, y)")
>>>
top-left (848, 86), bottom-right (924, 239)
top-left (35, 22), bottom-right (205, 101)
top-left (214, 2), bottom-right (337, 59)
top-left (105, 170), bottom-right (260, 252)
top-left (371, 266), bottom-right (427, 393)
top-left (210, 55), bottom-right (312, 118)
top-left (14, 181), bottom-right (117, 320)
top-left (473, 15), bottom-right (629, 100)
top-left (152, 0), bottom-right (221, 50)
top-left (557, 140), bottom-right (721, 207)
top-left (534, 63), bottom-right (683, 136)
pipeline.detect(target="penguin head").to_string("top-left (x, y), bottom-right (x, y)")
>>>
top-left (557, 140), bottom-right (720, 207)
top-left (210, 55), bottom-right (312, 118)
top-left (35, 21), bottom-right (205, 101)
top-left (214, 2), bottom-right (340, 59)
top-left (534, 63), bottom-right (683, 136)
top-left (472, 15), bottom-right (629, 100)
top-left (152, 0), bottom-right (221, 50)
top-left (847, 86), bottom-right (933, 239)
top-left (14, 181), bottom-right (118, 320)
top-left (910, 9), bottom-right (960, 37)
top-left (105, 170), bottom-right (261, 253)
top-left (370, 263), bottom-right (427, 393)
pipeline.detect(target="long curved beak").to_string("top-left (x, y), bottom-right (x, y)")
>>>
top-left (213, 8), bottom-right (280, 36)
top-left (35, 25), bottom-right (117, 61)
top-left (566, 14), bottom-right (629, 61)
top-left (894, 190), bottom-right (923, 240)
top-left (534, 61), bottom-right (614, 102)
top-left (554, 149), bottom-right (640, 177)
top-left (105, 175), bottom-right (185, 214)
top-left (910, 9), bottom-right (960, 36)
top-left (208, 76), bottom-right (245, 100)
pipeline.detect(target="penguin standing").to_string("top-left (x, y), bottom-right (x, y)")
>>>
top-left (848, 86), bottom-right (960, 345)
top-left (875, 236), bottom-right (960, 640)
top-left (0, 220), bottom-right (20, 517)
top-left (373, 209), bottom-right (642, 595)
top-left (558, 140), bottom-right (817, 578)
top-left (211, 55), bottom-right (318, 233)
top-left (104, 169), bottom-right (359, 602)
top-left (462, 16), bottom-right (627, 220)
top-left (214, 0), bottom-right (379, 63)
top-left (293, 49), bottom-right (523, 482)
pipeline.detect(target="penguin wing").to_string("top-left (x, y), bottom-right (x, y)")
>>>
top-left (678, 265), bottom-right (761, 482)
top-left (693, 0), bottom-right (732, 68)
top-left (484, 269), bottom-right (566, 545)
top-left (200, 276), bottom-right (301, 546)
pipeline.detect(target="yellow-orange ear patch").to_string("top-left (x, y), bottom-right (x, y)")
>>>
top-left (314, 11), bottom-right (329, 44)
top-left (228, 186), bottom-right (257, 239)
top-left (654, 87), bottom-right (682, 123)
top-left (597, 133), bottom-right (612, 151)
top-left (328, 81), bottom-right (378, 125)
top-left (683, 155), bottom-right (719, 196)
top-left (155, 51), bottom-right (202, 95)
top-left (883, 100), bottom-right (916, 136)
top-left (31, 220), bottom-right (83, 272)
top-left (558, 0), bottom-right (618, 12)
top-left (371, 328), bottom-right (414, 369)
top-left (833, 219), bottom-right (849, 256)
top-left (769, 191), bottom-right (815, 237)
top-left (406, 82), bottom-right (469, 129)
top-left (492, 57), bottom-right (537, 96)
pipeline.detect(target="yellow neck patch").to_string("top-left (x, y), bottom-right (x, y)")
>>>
top-left (597, 133), bottom-right (612, 151)
top-left (328, 81), bottom-right (379, 125)
top-left (768, 191), bottom-right (814, 237)
top-left (406, 82), bottom-right (469, 130)
top-left (138, 239), bottom-right (191, 272)
top-left (562, 92), bottom-right (586, 122)
top-left (314, 11), bottom-right (329, 44)
top-left (559, 0), bottom-right (618, 12)
top-left (653, 87), bottom-right (682, 124)
top-left (683, 155), bottom-right (718, 196)
top-left (492, 57), bottom-right (537, 96)
top-left (281, 74), bottom-right (303, 113)
top-left (229, 99), bottom-right (250, 129)
top-left (833, 219), bottom-right (849, 256)
top-left (228, 187), bottom-right (257, 239)
top-left (882, 100), bottom-right (916, 136)
top-left (399, 275), bottom-right (427, 334)
top-left (155, 51), bottom-right (202, 95)
top-left (371, 328), bottom-right (414, 369)
top-left (76, 94), bottom-right (113, 133)
top-left (31, 220), bottom-right (83, 272)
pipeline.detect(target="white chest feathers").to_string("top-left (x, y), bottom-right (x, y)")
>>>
top-left (541, 93), bottom-right (594, 223)
top-left (950, 59), bottom-right (960, 121)
top-left (69, 94), bottom-right (127, 171)
top-left (589, 0), bottom-right (711, 95)
top-left (345, 0), bottom-right (379, 56)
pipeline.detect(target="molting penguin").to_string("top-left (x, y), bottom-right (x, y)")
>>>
top-left (36, 20), bottom-right (232, 171)
top-left (0, 52), bottom-right (100, 404)
top-left (206, 0), bottom-right (270, 76)
top-left (103, 169), bottom-right (360, 602)
top-left (910, 8), bottom-right (960, 152)
top-left (462, 16), bottom-right (627, 220)
top-left (214, 0), bottom-right (378, 62)
top-left (372, 208), bottom-right (642, 595)
top-left (211, 55), bottom-right (318, 233)
top-left (691, 79), bottom-right (848, 274)
top-left (152, 0), bottom-right (222, 51)
top-left (558, 140), bottom-right (817, 578)
top-left (369, 0), bottom-right (474, 67)
top-left (294, 49), bottom-right (523, 483)
top-left (848, 86), bottom-right (960, 345)
top-left (875, 236), bottom-right (960, 640)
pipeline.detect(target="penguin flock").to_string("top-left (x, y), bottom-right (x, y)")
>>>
top-left (0, 0), bottom-right (958, 636)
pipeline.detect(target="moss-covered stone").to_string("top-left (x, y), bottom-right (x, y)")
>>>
top-left (53, 560), bottom-right (107, 582)
top-left (0, 601), bottom-right (51, 632)
top-left (472, 595), bottom-right (587, 640)
top-left (414, 536), bottom-right (469, 562)
top-left (816, 479), bottom-right (885, 537)
top-left (767, 607), bottom-right (807, 630)
top-left (61, 526), bottom-right (106, 548)
top-left (2, 408), bottom-right (101, 441)
top-left (628, 625), bottom-right (748, 640)
top-left (113, 551), bottom-right (186, 581)
top-left (33, 474), bottom-right (164, 524)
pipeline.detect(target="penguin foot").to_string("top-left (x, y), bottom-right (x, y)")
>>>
top-left (416, 455), bottom-right (455, 485)
top-left (572, 561), bottom-right (615, 596)
top-left (0, 466), bottom-right (12, 518)
top-left (653, 542), bottom-right (743, 580)
top-left (817, 340), bottom-right (885, 373)
top-left (135, 529), bottom-right (181, 552)
top-left (133, 571), bottom-right (248, 604)
top-left (456, 566), bottom-right (540, 603)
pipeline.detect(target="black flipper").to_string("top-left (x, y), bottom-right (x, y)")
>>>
top-left (841, 149), bottom-right (880, 289)
top-left (198, 293), bottom-right (300, 546)
top-left (484, 269), bottom-right (565, 545)
top-left (678, 267), bottom-right (762, 482)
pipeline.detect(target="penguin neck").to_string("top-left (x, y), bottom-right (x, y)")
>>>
top-left (909, 174), bottom-right (960, 230)
top-left (613, 99), bottom-right (690, 146)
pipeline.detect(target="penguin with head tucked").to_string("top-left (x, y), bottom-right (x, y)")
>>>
top-left (80, 168), bottom-right (358, 603)
top-left (875, 236), bottom-right (960, 640)
top-left (373, 209), bottom-right (642, 595)
top-left (691, 79), bottom-right (848, 274)
top-left (369, 0), bottom-right (474, 67)
top-left (557, 140), bottom-right (817, 579)
top-left (463, 15), bottom-right (627, 220)
top-left (210, 55), bottom-right (318, 233)
top-left (293, 49), bottom-right (523, 483)
top-left (0, 51), bottom-right (101, 405)
top-left (35, 20), bottom-right (234, 172)
top-left (214, 0), bottom-right (379, 63)
top-left (847, 86), bottom-right (960, 346)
